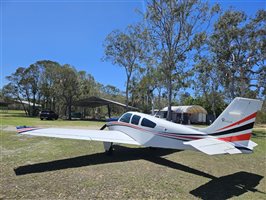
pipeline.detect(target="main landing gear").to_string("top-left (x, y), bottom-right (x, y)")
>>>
top-left (100, 124), bottom-right (113, 155)
top-left (103, 142), bottom-right (113, 155)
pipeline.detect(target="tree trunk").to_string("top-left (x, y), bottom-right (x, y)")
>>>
top-left (18, 96), bottom-right (28, 116)
top-left (68, 98), bottom-right (72, 120)
top-left (157, 88), bottom-right (161, 110)
top-left (166, 78), bottom-right (172, 121)
top-left (211, 98), bottom-right (216, 119)
top-left (125, 75), bottom-right (130, 110)
top-left (151, 91), bottom-right (155, 115)
top-left (32, 93), bottom-right (36, 116)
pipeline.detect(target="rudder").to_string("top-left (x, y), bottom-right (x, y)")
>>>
top-left (200, 97), bottom-right (263, 147)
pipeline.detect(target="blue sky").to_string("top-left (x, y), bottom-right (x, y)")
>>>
top-left (1, 0), bottom-right (265, 92)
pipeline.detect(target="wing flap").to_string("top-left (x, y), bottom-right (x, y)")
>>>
top-left (184, 138), bottom-right (241, 155)
top-left (17, 127), bottom-right (139, 145)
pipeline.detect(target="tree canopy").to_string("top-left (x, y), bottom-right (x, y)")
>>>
top-left (2, 1), bottom-right (266, 122)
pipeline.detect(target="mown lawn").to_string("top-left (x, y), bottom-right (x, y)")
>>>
top-left (1, 110), bottom-right (105, 127)
top-left (1, 110), bottom-right (266, 199)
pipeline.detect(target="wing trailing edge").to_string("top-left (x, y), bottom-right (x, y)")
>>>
top-left (184, 138), bottom-right (242, 155)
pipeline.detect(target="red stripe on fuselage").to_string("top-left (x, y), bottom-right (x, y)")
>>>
top-left (219, 133), bottom-right (251, 142)
top-left (110, 121), bottom-right (251, 143)
top-left (109, 121), bottom-right (205, 141)
top-left (217, 112), bottom-right (257, 131)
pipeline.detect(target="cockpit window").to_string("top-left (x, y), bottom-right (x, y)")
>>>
top-left (131, 115), bottom-right (141, 125)
top-left (119, 113), bottom-right (132, 123)
top-left (141, 118), bottom-right (156, 128)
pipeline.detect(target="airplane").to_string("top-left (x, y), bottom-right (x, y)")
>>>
top-left (17, 97), bottom-right (263, 155)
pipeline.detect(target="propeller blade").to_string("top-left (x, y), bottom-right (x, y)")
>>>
top-left (100, 124), bottom-right (107, 130)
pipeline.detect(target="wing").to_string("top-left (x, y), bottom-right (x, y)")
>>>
top-left (184, 138), bottom-right (242, 155)
top-left (17, 127), bottom-right (139, 145)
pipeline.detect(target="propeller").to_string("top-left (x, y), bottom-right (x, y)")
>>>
top-left (100, 117), bottom-right (118, 130)
top-left (100, 124), bottom-right (107, 130)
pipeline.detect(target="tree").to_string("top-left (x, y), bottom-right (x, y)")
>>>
top-left (102, 84), bottom-right (121, 98)
top-left (144, 0), bottom-right (218, 120)
top-left (56, 65), bottom-right (79, 120)
top-left (103, 24), bottom-right (143, 109)
top-left (23, 64), bottom-right (42, 116)
top-left (4, 66), bottom-right (42, 116)
top-left (37, 60), bottom-right (61, 111)
top-left (193, 52), bottom-right (222, 118)
top-left (77, 70), bottom-right (100, 98)
top-left (209, 10), bottom-right (266, 100)
top-left (248, 10), bottom-right (266, 99)
top-left (129, 65), bottom-right (165, 113)
top-left (4, 68), bottom-right (26, 114)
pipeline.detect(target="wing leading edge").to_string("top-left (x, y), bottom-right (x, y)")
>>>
top-left (17, 127), bottom-right (140, 145)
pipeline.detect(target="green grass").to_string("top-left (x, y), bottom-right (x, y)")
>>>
top-left (1, 110), bottom-right (266, 199)
top-left (1, 110), bottom-right (105, 127)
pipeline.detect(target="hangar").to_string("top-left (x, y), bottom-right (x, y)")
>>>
top-left (155, 105), bottom-right (207, 124)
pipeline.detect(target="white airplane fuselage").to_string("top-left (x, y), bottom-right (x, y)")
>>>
top-left (107, 112), bottom-right (207, 150)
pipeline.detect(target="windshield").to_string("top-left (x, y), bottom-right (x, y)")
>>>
top-left (119, 113), bottom-right (132, 123)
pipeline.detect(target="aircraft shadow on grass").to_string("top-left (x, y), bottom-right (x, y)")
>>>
top-left (14, 145), bottom-right (214, 179)
top-left (14, 145), bottom-right (264, 199)
top-left (190, 171), bottom-right (265, 200)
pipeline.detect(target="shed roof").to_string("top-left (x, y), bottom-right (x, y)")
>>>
top-left (161, 105), bottom-right (207, 114)
top-left (73, 96), bottom-right (138, 110)
top-left (14, 100), bottom-right (41, 107)
top-left (0, 101), bottom-right (9, 106)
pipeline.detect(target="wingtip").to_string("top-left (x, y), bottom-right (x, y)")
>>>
top-left (16, 125), bottom-right (31, 129)
top-left (16, 126), bottom-right (38, 134)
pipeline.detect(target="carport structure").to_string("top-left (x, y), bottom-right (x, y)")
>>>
top-left (73, 96), bottom-right (138, 118)
top-left (0, 100), bottom-right (9, 111)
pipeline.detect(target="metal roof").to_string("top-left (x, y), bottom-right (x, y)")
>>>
top-left (73, 96), bottom-right (138, 110)
top-left (14, 100), bottom-right (41, 107)
top-left (161, 105), bottom-right (207, 114)
top-left (0, 101), bottom-right (9, 106)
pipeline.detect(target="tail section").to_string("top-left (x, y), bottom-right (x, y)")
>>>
top-left (200, 97), bottom-right (263, 150)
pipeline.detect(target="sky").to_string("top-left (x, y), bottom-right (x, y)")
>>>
top-left (1, 0), bottom-right (266, 92)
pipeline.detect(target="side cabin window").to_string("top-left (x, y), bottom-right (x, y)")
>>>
top-left (119, 113), bottom-right (132, 123)
top-left (141, 118), bottom-right (156, 128)
top-left (131, 115), bottom-right (141, 125)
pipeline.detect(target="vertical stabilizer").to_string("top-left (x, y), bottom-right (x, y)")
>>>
top-left (200, 97), bottom-right (263, 147)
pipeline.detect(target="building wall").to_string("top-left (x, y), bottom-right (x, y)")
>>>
top-left (155, 111), bottom-right (206, 124)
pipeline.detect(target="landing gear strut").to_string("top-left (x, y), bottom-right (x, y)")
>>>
top-left (103, 142), bottom-right (113, 155)
top-left (100, 124), bottom-right (113, 155)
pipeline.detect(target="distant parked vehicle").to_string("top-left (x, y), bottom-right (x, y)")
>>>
top-left (40, 110), bottom-right (58, 120)
top-left (71, 112), bottom-right (82, 119)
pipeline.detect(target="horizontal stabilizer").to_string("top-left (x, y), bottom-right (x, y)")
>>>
top-left (247, 140), bottom-right (257, 150)
top-left (184, 138), bottom-right (242, 155)
top-left (17, 127), bottom-right (140, 145)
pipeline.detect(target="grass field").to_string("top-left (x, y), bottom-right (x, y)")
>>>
top-left (1, 110), bottom-right (105, 128)
top-left (1, 110), bottom-right (266, 199)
